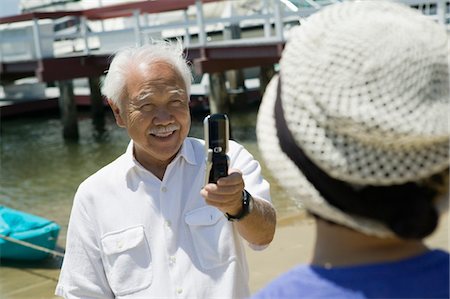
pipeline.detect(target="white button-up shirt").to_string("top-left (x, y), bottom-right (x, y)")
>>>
top-left (56, 137), bottom-right (271, 299)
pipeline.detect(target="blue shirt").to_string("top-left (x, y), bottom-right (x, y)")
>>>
top-left (252, 249), bottom-right (449, 299)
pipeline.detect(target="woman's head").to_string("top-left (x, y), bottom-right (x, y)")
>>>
top-left (257, 0), bottom-right (449, 238)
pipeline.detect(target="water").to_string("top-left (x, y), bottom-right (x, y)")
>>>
top-left (0, 107), bottom-right (297, 247)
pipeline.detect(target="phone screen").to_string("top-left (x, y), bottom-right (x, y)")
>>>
top-left (204, 114), bottom-right (229, 184)
top-left (208, 116), bottom-right (228, 153)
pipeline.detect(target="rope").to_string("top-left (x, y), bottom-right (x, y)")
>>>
top-left (0, 234), bottom-right (65, 258)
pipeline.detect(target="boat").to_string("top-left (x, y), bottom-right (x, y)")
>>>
top-left (0, 205), bottom-right (61, 261)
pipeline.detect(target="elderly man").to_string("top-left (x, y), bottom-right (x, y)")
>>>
top-left (56, 41), bottom-right (276, 298)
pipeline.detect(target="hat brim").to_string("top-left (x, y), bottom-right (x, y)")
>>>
top-left (256, 75), bottom-right (395, 237)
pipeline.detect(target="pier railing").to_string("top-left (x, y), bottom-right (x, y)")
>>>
top-left (0, 0), bottom-right (306, 63)
top-left (1, 0), bottom-right (447, 64)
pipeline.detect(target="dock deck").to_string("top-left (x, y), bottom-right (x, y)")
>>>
top-left (1, 212), bottom-right (448, 298)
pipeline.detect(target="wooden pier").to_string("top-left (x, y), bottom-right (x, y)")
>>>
top-left (0, 0), bottom-right (447, 141)
top-left (0, 0), bottom-right (293, 140)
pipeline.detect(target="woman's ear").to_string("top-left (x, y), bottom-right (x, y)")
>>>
top-left (108, 99), bottom-right (126, 127)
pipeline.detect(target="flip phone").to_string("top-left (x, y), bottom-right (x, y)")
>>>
top-left (204, 114), bottom-right (230, 184)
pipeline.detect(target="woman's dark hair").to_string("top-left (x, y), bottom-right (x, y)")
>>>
top-left (321, 170), bottom-right (448, 239)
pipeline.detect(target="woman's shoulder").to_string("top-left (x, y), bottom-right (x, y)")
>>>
top-left (252, 265), bottom-right (365, 299)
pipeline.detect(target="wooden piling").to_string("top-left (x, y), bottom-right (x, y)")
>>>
top-left (208, 72), bottom-right (229, 114)
top-left (226, 69), bottom-right (246, 108)
top-left (58, 80), bottom-right (79, 140)
top-left (224, 23), bottom-right (246, 106)
top-left (88, 76), bottom-right (105, 133)
top-left (259, 64), bottom-right (276, 95)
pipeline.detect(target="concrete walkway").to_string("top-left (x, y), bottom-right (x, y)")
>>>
top-left (1, 212), bottom-right (448, 298)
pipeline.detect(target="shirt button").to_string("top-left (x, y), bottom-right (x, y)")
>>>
top-left (165, 220), bottom-right (171, 228)
top-left (176, 287), bottom-right (183, 294)
top-left (169, 256), bottom-right (176, 265)
top-left (117, 240), bottom-right (124, 249)
top-left (161, 186), bottom-right (167, 192)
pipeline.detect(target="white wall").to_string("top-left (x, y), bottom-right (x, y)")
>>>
top-left (1, 0), bottom-right (21, 17)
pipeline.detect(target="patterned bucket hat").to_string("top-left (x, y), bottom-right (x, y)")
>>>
top-left (257, 0), bottom-right (449, 237)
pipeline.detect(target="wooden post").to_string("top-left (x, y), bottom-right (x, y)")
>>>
top-left (226, 69), bottom-right (246, 108)
top-left (260, 64), bottom-right (276, 95)
top-left (437, 0), bottom-right (446, 25)
top-left (88, 76), bottom-right (105, 133)
top-left (224, 10), bottom-right (246, 107)
top-left (80, 16), bottom-right (90, 55)
top-left (195, 0), bottom-right (207, 46)
top-left (133, 9), bottom-right (142, 46)
top-left (183, 9), bottom-right (191, 47)
top-left (208, 72), bottom-right (229, 114)
top-left (31, 18), bottom-right (43, 59)
top-left (274, 0), bottom-right (284, 42)
top-left (263, 0), bottom-right (272, 38)
top-left (58, 80), bottom-right (79, 140)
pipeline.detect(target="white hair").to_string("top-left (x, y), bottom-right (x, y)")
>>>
top-left (101, 40), bottom-right (192, 106)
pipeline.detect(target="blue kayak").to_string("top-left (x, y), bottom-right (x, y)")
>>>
top-left (0, 205), bottom-right (60, 260)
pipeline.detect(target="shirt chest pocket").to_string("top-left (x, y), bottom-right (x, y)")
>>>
top-left (101, 226), bottom-right (152, 296)
top-left (185, 206), bottom-right (237, 270)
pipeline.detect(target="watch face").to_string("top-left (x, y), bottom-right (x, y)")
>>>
top-left (244, 190), bottom-right (253, 212)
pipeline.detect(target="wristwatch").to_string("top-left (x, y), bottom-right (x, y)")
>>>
top-left (225, 189), bottom-right (253, 222)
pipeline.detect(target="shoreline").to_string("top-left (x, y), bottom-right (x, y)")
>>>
top-left (1, 211), bottom-right (448, 298)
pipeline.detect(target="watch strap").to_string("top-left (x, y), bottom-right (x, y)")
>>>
top-left (225, 189), bottom-right (252, 222)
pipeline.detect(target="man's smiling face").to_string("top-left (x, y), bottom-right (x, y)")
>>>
top-left (112, 60), bottom-right (191, 170)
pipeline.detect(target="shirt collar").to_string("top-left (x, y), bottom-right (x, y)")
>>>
top-left (176, 138), bottom-right (197, 166)
top-left (123, 138), bottom-right (198, 174)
